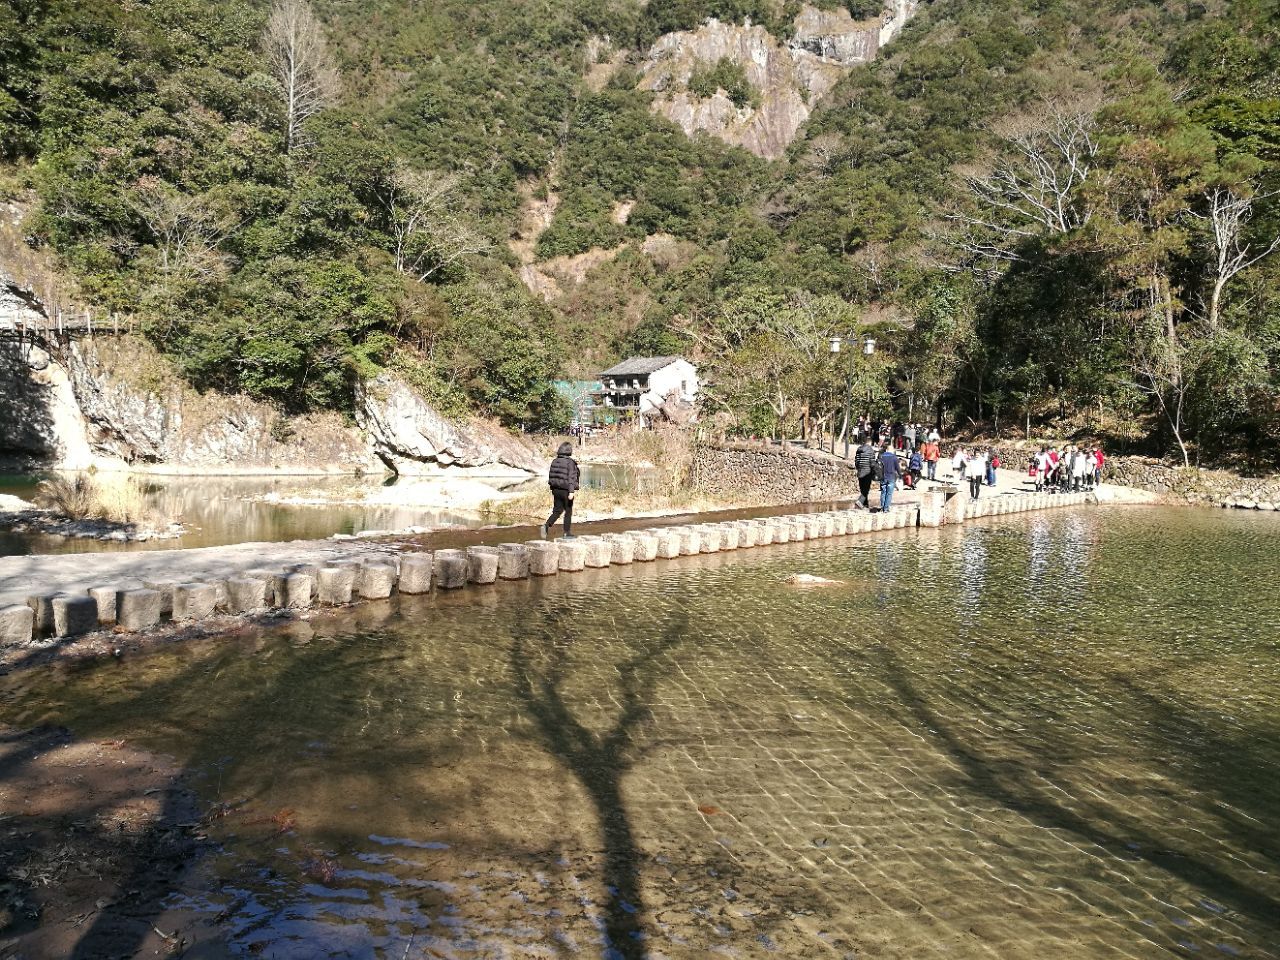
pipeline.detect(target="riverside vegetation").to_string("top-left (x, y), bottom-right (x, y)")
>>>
top-left (1, 0), bottom-right (1278, 466)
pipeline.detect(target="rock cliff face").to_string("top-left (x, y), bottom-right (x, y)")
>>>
top-left (58, 339), bottom-right (376, 473)
top-left (638, 1), bottom-right (918, 159)
top-left (0, 335), bottom-right (539, 477)
top-left (356, 373), bottom-right (541, 477)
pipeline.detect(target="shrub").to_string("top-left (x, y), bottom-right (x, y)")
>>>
top-left (687, 58), bottom-right (759, 110)
top-left (36, 473), bottom-right (160, 525)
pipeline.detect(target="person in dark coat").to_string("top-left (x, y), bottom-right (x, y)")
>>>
top-left (878, 442), bottom-right (900, 513)
top-left (853, 439), bottom-right (876, 509)
top-left (541, 442), bottom-right (580, 539)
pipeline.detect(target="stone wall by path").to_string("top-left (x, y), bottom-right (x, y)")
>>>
top-left (688, 442), bottom-right (864, 503)
top-left (1104, 456), bottom-right (1280, 510)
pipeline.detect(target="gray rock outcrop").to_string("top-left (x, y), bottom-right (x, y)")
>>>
top-left (638, 2), bottom-right (918, 159)
top-left (356, 373), bottom-right (540, 477)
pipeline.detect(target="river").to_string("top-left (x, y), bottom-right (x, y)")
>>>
top-left (0, 465), bottom-right (645, 555)
top-left (1, 506), bottom-right (1276, 958)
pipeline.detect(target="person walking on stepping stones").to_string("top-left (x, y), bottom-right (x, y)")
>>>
top-left (541, 442), bottom-right (580, 539)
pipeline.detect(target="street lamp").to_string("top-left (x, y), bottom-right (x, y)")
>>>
top-left (830, 336), bottom-right (876, 459)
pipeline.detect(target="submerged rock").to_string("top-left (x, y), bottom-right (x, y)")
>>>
top-left (784, 573), bottom-right (844, 586)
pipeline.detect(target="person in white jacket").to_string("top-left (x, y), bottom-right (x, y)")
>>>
top-left (965, 450), bottom-right (986, 499)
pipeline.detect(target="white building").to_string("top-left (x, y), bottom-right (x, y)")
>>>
top-left (594, 356), bottom-right (699, 425)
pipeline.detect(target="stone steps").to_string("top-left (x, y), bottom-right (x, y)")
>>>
top-left (0, 491), bottom-right (1097, 647)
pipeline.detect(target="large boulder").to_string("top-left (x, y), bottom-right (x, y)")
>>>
top-left (356, 373), bottom-right (540, 477)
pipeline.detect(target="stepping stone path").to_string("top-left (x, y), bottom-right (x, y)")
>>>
top-left (2, 491), bottom-right (1098, 647)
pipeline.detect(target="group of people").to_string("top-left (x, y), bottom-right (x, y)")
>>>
top-left (1030, 445), bottom-right (1104, 493)
top-left (846, 421), bottom-right (1107, 514)
top-left (853, 417), bottom-right (934, 453)
top-left (853, 437), bottom-right (936, 513)
top-left (538, 428), bottom-right (1108, 540)
top-left (948, 447), bottom-right (1002, 500)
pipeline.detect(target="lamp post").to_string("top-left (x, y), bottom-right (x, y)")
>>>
top-left (829, 336), bottom-right (877, 460)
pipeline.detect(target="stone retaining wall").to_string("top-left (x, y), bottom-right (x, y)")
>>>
top-left (1104, 456), bottom-right (1280, 509)
top-left (0, 490), bottom-right (1096, 648)
top-left (689, 442), bottom-right (863, 503)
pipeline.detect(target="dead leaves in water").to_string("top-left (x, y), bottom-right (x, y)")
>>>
top-left (697, 804), bottom-right (725, 816)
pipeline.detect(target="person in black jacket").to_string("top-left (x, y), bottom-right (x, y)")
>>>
top-left (541, 442), bottom-right (580, 539)
top-left (853, 440), bottom-right (876, 509)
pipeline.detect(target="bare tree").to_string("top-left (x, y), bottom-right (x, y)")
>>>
top-left (1193, 183), bottom-right (1280, 329)
top-left (380, 165), bottom-right (491, 282)
top-left (130, 176), bottom-right (238, 335)
top-left (263, 0), bottom-right (340, 153)
top-left (953, 99), bottom-right (1101, 262)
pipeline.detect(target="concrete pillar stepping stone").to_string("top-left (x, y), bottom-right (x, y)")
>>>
top-left (717, 524), bottom-right (739, 550)
top-left (652, 530), bottom-right (681, 559)
top-left (278, 574), bottom-right (312, 609)
top-left (118, 589), bottom-right (163, 631)
top-left (557, 540), bottom-right (587, 572)
top-left (0, 604), bottom-right (35, 646)
top-left (243, 569), bottom-right (281, 605)
top-left (290, 564), bottom-right (322, 599)
top-left (629, 532), bottom-right (659, 561)
top-left (173, 583), bottom-right (218, 621)
top-left (603, 534), bottom-right (635, 565)
top-left (434, 550), bottom-right (469, 589)
top-left (580, 537), bottom-right (611, 568)
top-left (466, 547), bottom-right (501, 584)
top-left (771, 519), bottom-right (791, 543)
top-left (733, 522), bottom-right (757, 548)
top-left (498, 544), bottom-right (530, 579)
top-left (358, 563), bottom-right (398, 598)
top-left (225, 578), bottom-right (267, 614)
top-left (696, 526), bottom-right (720, 553)
top-left (142, 580), bottom-right (178, 616)
top-left (26, 594), bottom-right (65, 637)
top-left (317, 567), bottom-right (355, 605)
top-left (398, 554), bottom-right (434, 592)
top-left (87, 582), bottom-right (138, 625)
top-left (51, 596), bottom-right (98, 638)
top-left (675, 528), bottom-right (701, 555)
top-left (525, 540), bottom-right (559, 576)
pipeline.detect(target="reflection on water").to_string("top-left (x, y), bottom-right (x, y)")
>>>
top-left (3, 508), bottom-right (1279, 958)
top-left (0, 474), bottom-right (506, 556)
top-left (0, 464), bottom-right (639, 556)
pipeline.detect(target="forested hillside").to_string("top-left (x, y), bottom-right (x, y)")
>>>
top-left (2, 0), bottom-right (1278, 464)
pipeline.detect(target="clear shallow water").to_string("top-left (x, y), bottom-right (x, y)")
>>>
top-left (2, 507), bottom-right (1278, 958)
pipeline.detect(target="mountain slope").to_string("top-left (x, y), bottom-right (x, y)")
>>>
top-left (3, 0), bottom-right (1279, 461)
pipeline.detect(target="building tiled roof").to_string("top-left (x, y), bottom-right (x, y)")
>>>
top-left (598, 356), bottom-right (685, 377)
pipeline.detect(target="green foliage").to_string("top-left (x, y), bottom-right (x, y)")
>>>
top-left (687, 58), bottom-right (759, 109)
top-left (5, 0), bottom-right (1280, 459)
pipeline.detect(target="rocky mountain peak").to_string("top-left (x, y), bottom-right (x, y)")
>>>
top-left (638, 1), bottom-right (919, 159)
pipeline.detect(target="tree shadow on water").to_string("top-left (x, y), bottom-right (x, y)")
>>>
top-left (874, 646), bottom-right (1280, 945)
top-left (0, 625), bottom-right (468, 958)
top-left (510, 608), bottom-right (687, 960)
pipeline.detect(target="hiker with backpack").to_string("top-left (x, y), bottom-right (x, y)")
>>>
top-left (541, 442), bottom-right (580, 540)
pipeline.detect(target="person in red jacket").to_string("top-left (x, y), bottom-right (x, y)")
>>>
top-left (1094, 444), bottom-right (1105, 487)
